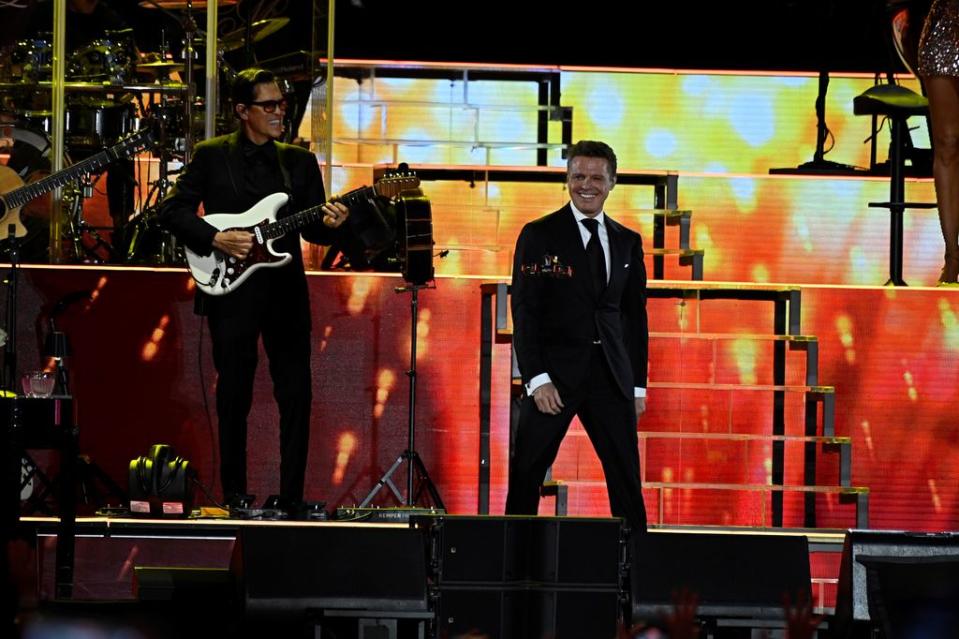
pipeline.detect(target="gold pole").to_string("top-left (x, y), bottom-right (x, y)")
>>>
top-left (323, 0), bottom-right (335, 191)
top-left (205, 1), bottom-right (218, 140)
top-left (48, 0), bottom-right (67, 262)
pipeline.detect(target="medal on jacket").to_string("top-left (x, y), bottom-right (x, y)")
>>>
top-left (522, 254), bottom-right (572, 278)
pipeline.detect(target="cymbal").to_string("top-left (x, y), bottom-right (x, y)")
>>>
top-left (136, 61), bottom-right (186, 74)
top-left (138, 0), bottom-right (237, 9)
top-left (0, 81), bottom-right (188, 94)
top-left (219, 17), bottom-right (289, 52)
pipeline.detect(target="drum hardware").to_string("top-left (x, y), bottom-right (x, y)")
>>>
top-left (62, 175), bottom-right (115, 264)
top-left (136, 61), bottom-right (187, 76)
top-left (64, 99), bottom-right (137, 150)
top-left (138, 0), bottom-right (238, 8)
top-left (12, 111), bottom-right (53, 136)
top-left (66, 29), bottom-right (137, 86)
top-left (9, 35), bottom-right (53, 83)
top-left (125, 113), bottom-right (179, 265)
top-left (0, 81), bottom-right (188, 94)
top-left (217, 17), bottom-right (290, 53)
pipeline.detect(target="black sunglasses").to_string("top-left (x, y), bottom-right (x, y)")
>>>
top-left (246, 98), bottom-right (288, 113)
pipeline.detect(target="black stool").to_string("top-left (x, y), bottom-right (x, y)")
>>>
top-left (854, 83), bottom-right (936, 286)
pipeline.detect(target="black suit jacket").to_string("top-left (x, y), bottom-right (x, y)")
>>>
top-left (510, 204), bottom-right (648, 400)
top-left (160, 131), bottom-right (335, 319)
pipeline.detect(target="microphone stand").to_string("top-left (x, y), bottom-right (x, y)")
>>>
top-left (768, 0), bottom-right (863, 176)
top-left (3, 224), bottom-right (19, 394)
top-left (359, 282), bottom-right (444, 509)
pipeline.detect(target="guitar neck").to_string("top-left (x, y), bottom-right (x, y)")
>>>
top-left (263, 184), bottom-right (376, 240)
top-left (2, 147), bottom-right (119, 209)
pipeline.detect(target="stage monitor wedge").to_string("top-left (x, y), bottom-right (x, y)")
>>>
top-left (631, 531), bottom-right (811, 621)
top-left (232, 526), bottom-right (428, 617)
top-left (833, 529), bottom-right (959, 638)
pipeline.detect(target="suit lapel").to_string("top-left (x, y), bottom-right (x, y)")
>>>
top-left (602, 216), bottom-right (623, 302)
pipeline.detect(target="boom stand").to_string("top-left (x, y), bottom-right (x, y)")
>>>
top-left (359, 284), bottom-right (444, 509)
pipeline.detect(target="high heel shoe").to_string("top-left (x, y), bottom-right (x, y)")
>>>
top-left (937, 253), bottom-right (959, 286)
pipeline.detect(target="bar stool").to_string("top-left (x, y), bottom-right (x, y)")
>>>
top-left (853, 83), bottom-right (936, 286)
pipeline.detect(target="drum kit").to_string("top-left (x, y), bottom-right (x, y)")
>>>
top-left (0, 0), bottom-right (289, 265)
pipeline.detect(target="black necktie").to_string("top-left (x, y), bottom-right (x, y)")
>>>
top-left (581, 218), bottom-right (607, 296)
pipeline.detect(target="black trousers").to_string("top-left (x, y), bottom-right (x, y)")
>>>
top-left (505, 345), bottom-right (647, 532)
top-left (207, 278), bottom-right (313, 504)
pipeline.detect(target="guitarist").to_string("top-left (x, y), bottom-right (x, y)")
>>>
top-left (160, 68), bottom-right (349, 515)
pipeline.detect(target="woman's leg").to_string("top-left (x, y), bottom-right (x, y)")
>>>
top-left (925, 75), bottom-right (959, 282)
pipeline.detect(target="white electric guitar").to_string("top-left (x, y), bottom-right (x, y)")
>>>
top-left (185, 174), bottom-right (419, 295)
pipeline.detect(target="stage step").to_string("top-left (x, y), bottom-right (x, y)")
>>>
top-left (559, 430), bottom-right (854, 490)
top-left (485, 281), bottom-right (804, 337)
top-left (638, 431), bottom-right (849, 445)
top-left (478, 276), bottom-right (855, 528)
top-left (376, 165), bottom-right (701, 281)
top-left (510, 378), bottom-right (834, 394)
top-left (646, 248), bottom-right (704, 279)
top-left (498, 330), bottom-right (822, 383)
top-left (544, 479), bottom-right (869, 528)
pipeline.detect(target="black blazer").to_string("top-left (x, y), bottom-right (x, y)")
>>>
top-left (160, 131), bottom-right (336, 319)
top-left (510, 204), bottom-right (649, 400)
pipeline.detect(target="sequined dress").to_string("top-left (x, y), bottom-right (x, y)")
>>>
top-left (919, 0), bottom-right (959, 77)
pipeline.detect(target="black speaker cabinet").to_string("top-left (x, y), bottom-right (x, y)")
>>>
top-left (631, 531), bottom-right (811, 621)
top-left (833, 529), bottom-right (959, 638)
top-left (232, 525), bottom-right (428, 618)
top-left (413, 515), bottom-right (626, 639)
top-left (414, 515), bottom-right (626, 585)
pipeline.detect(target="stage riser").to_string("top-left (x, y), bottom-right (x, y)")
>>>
top-left (36, 534), bottom-right (234, 600)
top-left (29, 521), bottom-right (844, 622)
top-left (32, 533), bottom-right (841, 607)
top-left (12, 269), bottom-right (958, 534)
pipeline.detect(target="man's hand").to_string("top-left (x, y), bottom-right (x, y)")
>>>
top-left (635, 396), bottom-right (646, 418)
top-left (532, 382), bottom-right (564, 415)
top-left (212, 230), bottom-right (254, 259)
top-left (322, 202), bottom-right (350, 228)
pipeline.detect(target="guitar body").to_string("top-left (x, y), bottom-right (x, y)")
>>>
top-left (0, 164), bottom-right (29, 239)
top-left (396, 191), bottom-right (434, 285)
top-left (184, 173), bottom-right (421, 296)
top-left (0, 128), bottom-right (152, 243)
top-left (185, 192), bottom-right (293, 296)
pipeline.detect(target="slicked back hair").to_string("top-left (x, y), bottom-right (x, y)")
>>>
top-left (566, 140), bottom-right (617, 180)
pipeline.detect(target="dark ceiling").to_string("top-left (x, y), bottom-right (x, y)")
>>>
top-left (0, 0), bottom-right (907, 75)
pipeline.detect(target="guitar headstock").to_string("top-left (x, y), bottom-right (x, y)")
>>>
top-left (374, 172), bottom-right (420, 199)
top-left (110, 126), bottom-right (156, 161)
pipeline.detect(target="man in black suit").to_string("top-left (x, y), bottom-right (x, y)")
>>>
top-left (160, 68), bottom-right (349, 512)
top-left (506, 140), bottom-right (648, 531)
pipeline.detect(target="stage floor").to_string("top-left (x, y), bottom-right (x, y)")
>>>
top-left (16, 515), bottom-right (847, 612)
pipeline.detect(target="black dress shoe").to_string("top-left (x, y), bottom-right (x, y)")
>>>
top-left (300, 501), bottom-right (329, 521)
